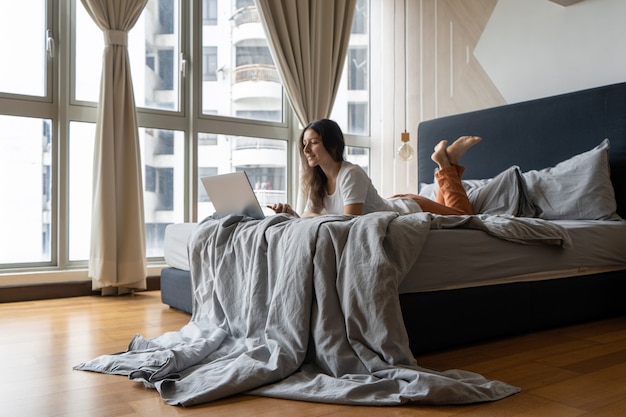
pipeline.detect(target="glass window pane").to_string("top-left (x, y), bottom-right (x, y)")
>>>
top-left (348, 102), bottom-right (369, 136)
top-left (201, 1), bottom-right (283, 122)
top-left (197, 133), bottom-right (287, 219)
top-left (203, 46), bottom-right (218, 81)
top-left (69, 123), bottom-right (185, 261)
top-left (0, 1), bottom-right (47, 97)
top-left (75, 0), bottom-right (181, 111)
top-left (0, 115), bottom-right (52, 264)
top-left (331, 0), bottom-right (370, 135)
top-left (349, 47), bottom-right (368, 90)
top-left (141, 128), bottom-right (185, 257)
top-left (346, 146), bottom-right (370, 175)
top-left (203, 0), bottom-right (218, 25)
top-left (68, 122), bottom-right (95, 261)
top-left (352, 0), bottom-right (368, 34)
top-left (74, 4), bottom-right (102, 103)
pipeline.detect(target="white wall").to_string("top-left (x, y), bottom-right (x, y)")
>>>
top-left (475, 0), bottom-right (626, 103)
top-left (375, 0), bottom-right (626, 197)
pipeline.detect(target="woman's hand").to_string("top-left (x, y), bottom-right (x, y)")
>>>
top-left (268, 203), bottom-right (298, 216)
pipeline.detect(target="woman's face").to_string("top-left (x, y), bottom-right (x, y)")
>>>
top-left (302, 128), bottom-right (334, 168)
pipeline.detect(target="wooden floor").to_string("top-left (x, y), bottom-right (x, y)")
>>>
top-left (1, 291), bottom-right (625, 417)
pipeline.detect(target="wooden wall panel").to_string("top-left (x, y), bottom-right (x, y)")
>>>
top-left (409, 0), bottom-right (504, 124)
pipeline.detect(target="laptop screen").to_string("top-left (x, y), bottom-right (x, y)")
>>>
top-left (200, 172), bottom-right (265, 220)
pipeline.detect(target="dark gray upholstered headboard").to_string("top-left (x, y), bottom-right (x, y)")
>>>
top-left (417, 82), bottom-right (626, 218)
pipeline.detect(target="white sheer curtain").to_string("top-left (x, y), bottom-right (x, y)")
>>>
top-left (256, 0), bottom-right (357, 127)
top-left (81, 0), bottom-right (148, 295)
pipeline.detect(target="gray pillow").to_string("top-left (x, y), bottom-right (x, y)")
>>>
top-left (468, 166), bottom-right (535, 217)
top-left (522, 139), bottom-right (617, 220)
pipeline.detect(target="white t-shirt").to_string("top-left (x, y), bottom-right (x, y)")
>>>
top-left (304, 161), bottom-right (422, 215)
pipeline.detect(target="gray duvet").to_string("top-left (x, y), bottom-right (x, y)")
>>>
top-left (75, 212), bottom-right (572, 407)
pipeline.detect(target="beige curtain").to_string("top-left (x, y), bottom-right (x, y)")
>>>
top-left (256, 0), bottom-right (357, 126)
top-left (82, 0), bottom-right (148, 295)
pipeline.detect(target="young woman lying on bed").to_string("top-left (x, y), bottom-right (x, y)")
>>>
top-left (269, 118), bottom-right (481, 217)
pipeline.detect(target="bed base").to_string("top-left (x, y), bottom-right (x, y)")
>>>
top-left (160, 267), bottom-right (193, 315)
top-left (400, 270), bottom-right (626, 354)
top-left (161, 267), bottom-right (626, 355)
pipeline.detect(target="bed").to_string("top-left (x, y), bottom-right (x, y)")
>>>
top-left (161, 82), bottom-right (626, 355)
top-left (76, 82), bottom-right (626, 407)
top-left (404, 81), bottom-right (626, 353)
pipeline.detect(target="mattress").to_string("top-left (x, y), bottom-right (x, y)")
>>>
top-left (163, 219), bottom-right (626, 293)
top-left (163, 222), bottom-right (198, 271)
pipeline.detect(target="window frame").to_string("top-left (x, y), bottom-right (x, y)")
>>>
top-left (0, 0), bottom-right (58, 272)
top-left (0, 0), bottom-right (373, 285)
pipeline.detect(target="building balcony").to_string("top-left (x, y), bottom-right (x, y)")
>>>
top-left (232, 64), bottom-right (282, 103)
top-left (253, 189), bottom-right (285, 207)
top-left (231, 6), bottom-right (265, 45)
top-left (234, 64), bottom-right (280, 84)
top-left (231, 6), bottom-right (260, 27)
top-left (231, 146), bottom-right (285, 168)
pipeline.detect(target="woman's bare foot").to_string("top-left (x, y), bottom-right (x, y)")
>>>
top-left (446, 136), bottom-right (482, 165)
top-left (431, 140), bottom-right (451, 169)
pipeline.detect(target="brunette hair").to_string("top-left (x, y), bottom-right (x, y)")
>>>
top-left (299, 119), bottom-right (345, 212)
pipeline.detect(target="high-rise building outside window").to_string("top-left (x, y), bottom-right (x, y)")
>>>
top-left (0, 0), bottom-right (371, 276)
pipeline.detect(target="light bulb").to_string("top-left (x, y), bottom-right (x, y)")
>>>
top-left (397, 131), bottom-right (414, 161)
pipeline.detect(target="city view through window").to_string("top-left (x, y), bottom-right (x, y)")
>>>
top-left (0, 0), bottom-right (370, 268)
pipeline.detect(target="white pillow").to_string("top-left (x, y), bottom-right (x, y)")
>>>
top-left (522, 139), bottom-right (617, 220)
top-left (418, 179), bottom-right (486, 200)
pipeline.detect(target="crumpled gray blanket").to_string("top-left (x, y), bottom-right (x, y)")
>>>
top-left (74, 212), bottom-right (571, 407)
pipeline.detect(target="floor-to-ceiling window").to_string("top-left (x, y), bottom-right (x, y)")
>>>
top-left (0, 0), bottom-right (371, 283)
top-left (0, 1), bottom-right (54, 268)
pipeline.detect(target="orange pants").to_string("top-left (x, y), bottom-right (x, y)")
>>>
top-left (393, 165), bottom-right (473, 215)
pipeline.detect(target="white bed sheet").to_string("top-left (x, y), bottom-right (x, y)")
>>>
top-left (163, 219), bottom-right (626, 293)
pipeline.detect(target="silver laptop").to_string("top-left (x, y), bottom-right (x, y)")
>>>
top-left (200, 171), bottom-right (265, 219)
